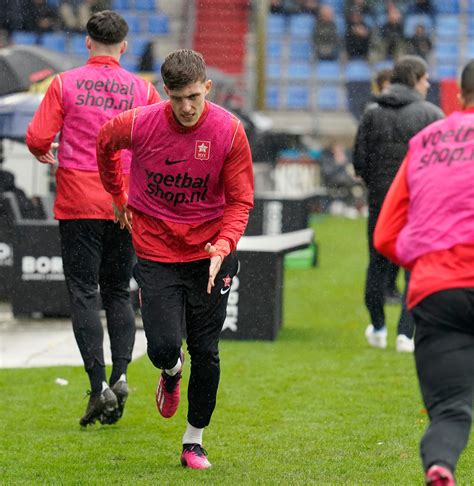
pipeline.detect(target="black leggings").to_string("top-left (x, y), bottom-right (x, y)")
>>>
top-left (412, 288), bottom-right (474, 473)
top-left (134, 253), bottom-right (239, 429)
top-left (60, 220), bottom-right (136, 372)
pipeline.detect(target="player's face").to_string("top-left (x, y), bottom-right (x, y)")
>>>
top-left (165, 80), bottom-right (212, 127)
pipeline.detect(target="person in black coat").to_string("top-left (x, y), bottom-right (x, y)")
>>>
top-left (353, 55), bottom-right (444, 352)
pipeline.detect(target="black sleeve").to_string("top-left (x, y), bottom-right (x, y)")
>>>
top-left (352, 110), bottom-right (372, 182)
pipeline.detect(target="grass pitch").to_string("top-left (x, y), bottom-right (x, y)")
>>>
top-left (1, 215), bottom-right (473, 485)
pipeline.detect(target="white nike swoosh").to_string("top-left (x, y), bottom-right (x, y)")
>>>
top-left (220, 287), bottom-right (231, 295)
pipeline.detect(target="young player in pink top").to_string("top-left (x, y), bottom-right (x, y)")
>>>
top-left (375, 60), bottom-right (474, 486)
top-left (97, 49), bottom-right (254, 469)
top-left (26, 11), bottom-right (160, 427)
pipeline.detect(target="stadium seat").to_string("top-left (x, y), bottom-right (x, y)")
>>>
top-left (433, 0), bottom-right (459, 14)
top-left (467, 18), bottom-right (474, 37)
top-left (289, 41), bottom-right (312, 62)
top-left (70, 35), bottom-right (88, 57)
top-left (267, 14), bottom-right (286, 35)
top-left (435, 65), bottom-right (458, 79)
top-left (289, 14), bottom-right (315, 38)
top-left (434, 42), bottom-right (459, 62)
top-left (129, 37), bottom-right (150, 57)
top-left (287, 63), bottom-right (312, 80)
top-left (266, 63), bottom-right (282, 80)
top-left (346, 60), bottom-right (371, 81)
top-left (266, 85), bottom-right (280, 110)
top-left (334, 13), bottom-right (346, 35)
top-left (267, 39), bottom-right (283, 60)
top-left (465, 43), bottom-right (474, 59)
top-left (317, 85), bottom-right (341, 110)
top-left (404, 14), bottom-right (434, 37)
top-left (374, 60), bottom-right (393, 72)
top-left (120, 59), bottom-right (138, 72)
top-left (122, 13), bottom-right (141, 33)
top-left (148, 14), bottom-right (170, 35)
top-left (41, 33), bottom-right (67, 53)
top-left (135, 0), bottom-right (156, 11)
top-left (286, 85), bottom-right (311, 109)
top-left (468, 0), bottom-right (474, 14)
top-left (112, 0), bottom-right (129, 9)
top-left (11, 31), bottom-right (37, 45)
top-left (315, 61), bottom-right (342, 81)
top-left (435, 15), bottom-right (459, 38)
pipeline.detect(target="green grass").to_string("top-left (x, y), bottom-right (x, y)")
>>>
top-left (1, 216), bottom-right (473, 485)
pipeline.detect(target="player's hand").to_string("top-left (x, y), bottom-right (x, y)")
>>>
top-left (113, 201), bottom-right (132, 233)
top-left (35, 143), bottom-right (58, 165)
top-left (205, 242), bottom-right (223, 294)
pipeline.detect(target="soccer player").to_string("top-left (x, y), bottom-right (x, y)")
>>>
top-left (374, 60), bottom-right (474, 485)
top-left (26, 11), bottom-right (160, 426)
top-left (96, 49), bottom-right (254, 469)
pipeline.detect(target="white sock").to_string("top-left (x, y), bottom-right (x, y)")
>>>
top-left (165, 357), bottom-right (182, 377)
top-left (118, 373), bottom-right (127, 382)
top-left (101, 381), bottom-right (109, 392)
top-left (182, 422), bottom-right (204, 446)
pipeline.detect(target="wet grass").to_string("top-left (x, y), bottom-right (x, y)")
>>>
top-left (1, 215), bottom-right (473, 485)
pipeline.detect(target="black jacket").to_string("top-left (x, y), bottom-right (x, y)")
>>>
top-left (353, 83), bottom-right (444, 205)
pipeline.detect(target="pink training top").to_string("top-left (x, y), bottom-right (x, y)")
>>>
top-left (59, 63), bottom-right (150, 173)
top-left (396, 111), bottom-right (474, 265)
top-left (128, 101), bottom-right (234, 224)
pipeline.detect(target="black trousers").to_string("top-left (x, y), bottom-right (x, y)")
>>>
top-left (412, 289), bottom-right (474, 473)
top-left (59, 220), bottom-right (136, 372)
top-left (134, 253), bottom-right (239, 429)
top-left (365, 202), bottom-right (415, 336)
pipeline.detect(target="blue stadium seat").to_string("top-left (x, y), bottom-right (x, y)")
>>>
top-left (135, 0), bottom-right (156, 11)
top-left (433, 0), bottom-right (459, 14)
top-left (287, 63), bottom-right (312, 80)
top-left (11, 31), bottom-right (37, 45)
top-left (266, 63), bottom-right (282, 80)
top-left (70, 35), bottom-right (88, 57)
top-left (465, 43), bottom-right (474, 59)
top-left (112, 0), bottom-right (129, 9)
top-left (315, 61), bottom-right (341, 81)
top-left (41, 33), bottom-right (67, 53)
top-left (122, 13), bottom-right (141, 33)
top-left (120, 59), bottom-right (138, 72)
top-left (374, 60), bottom-right (393, 72)
top-left (289, 14), bottom-right (315, 38)
top-left (267, 39), bottom-right (283, 60)
top-left (345, 60), bottom-right (371, 81)
top-left (434, 42), bottom-right (459, 62)
top-left (322, 0), bottom-right (344, 15)
top-left (148, 14), bottom-right (169, 35)
top-left (267, 14), bottom-right (286, 35)
top-left (286, 85), bottom-right (311, 109)
top-left (436, 15), bottom-right (460, 38)
top-left (289, 41), bottom-right (312, 62)
top-left (404, 14), bottom-right (434, 37)
top-left (467, 18), bottom-right (474, 37)
top-left (468, 0), bottom-right (474, 13)
top-left (334, 13), bottom-right (345, 35)
top-left (435, 65), bottom-right (457, 79)
top-left (266, 85), bottom-right (280, 110)
top-left (129, 37), bottom-right (150, 57)
top-left (317, 85), bottom-right (340, 110)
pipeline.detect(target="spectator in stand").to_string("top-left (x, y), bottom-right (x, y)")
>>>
top-left (407, 24), bottom-right (432, 60)
top-left (313, 4), bottom-right (339, 61)
top-left (22, 0), bottom-right (59, 33)
top-left (60, 0), bottom-right (110, 33)
top-left (407, 0), bottom-right (435, 17)
top-left (345, 0), bottom-right (375, 21)
top-left (381, 5), bottom-right (405, 59)
top-left (1, 0), bottom-right (23, 33)
top-left (345, 10), bottom-right (371, 59)
top-left (269, 0), bottom-right (298, 15)
top-left (296, 0), bottom-right (319, 16)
